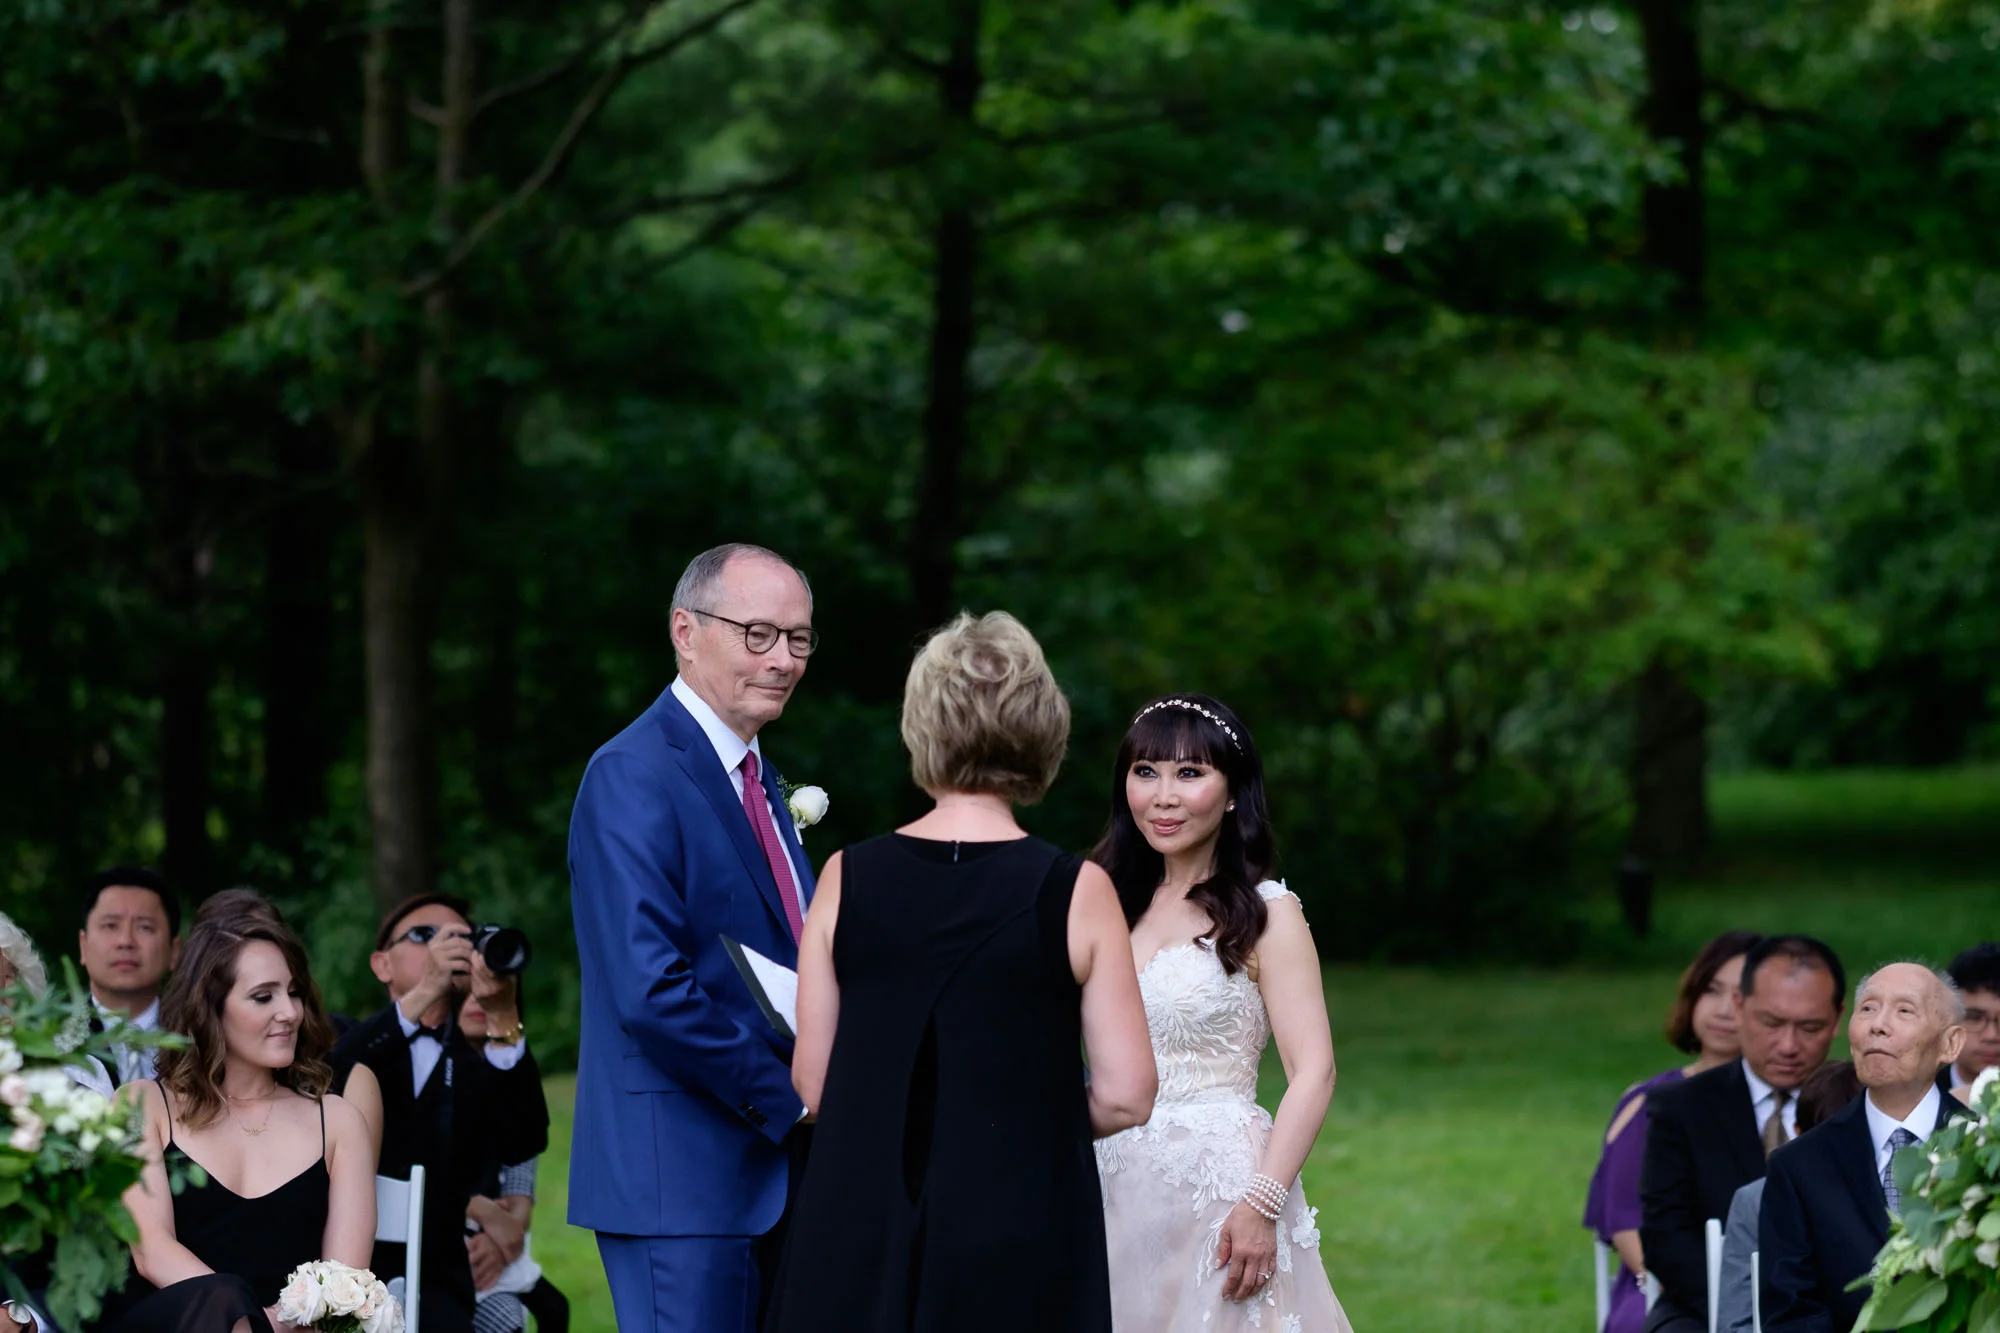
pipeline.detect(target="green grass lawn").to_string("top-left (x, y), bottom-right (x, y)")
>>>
top-left (529, 768), bottom-right (2000, 1332)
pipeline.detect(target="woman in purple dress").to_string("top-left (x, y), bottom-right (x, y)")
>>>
top-left (1583, 930), bottom-right (1762, 1333)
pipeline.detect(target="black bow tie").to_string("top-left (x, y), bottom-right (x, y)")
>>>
top-left (408, 1023), bottom-right (447, 1044)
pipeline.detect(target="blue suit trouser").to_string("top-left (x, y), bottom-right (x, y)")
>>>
top-left (596, 1233), bottom-right (762, 1333)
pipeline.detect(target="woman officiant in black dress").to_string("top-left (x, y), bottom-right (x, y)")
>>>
top-left (767, 611), bottom-right (1157, 1333)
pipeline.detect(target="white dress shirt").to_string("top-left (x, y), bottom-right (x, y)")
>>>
top-left (393, 998), bottom-right (526, 1095)
top-left (671, 676), bottom-right (808, 921)
top-left (94, 995), bottom-right (161, 1085)
top-left (1743, 1060), bottom-right (1800, 1140)
top-left (1864, 1084), bottom-right (1943, 1175)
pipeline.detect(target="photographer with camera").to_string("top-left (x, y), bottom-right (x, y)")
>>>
top-left (332, 893), bottom-right (549, 1333)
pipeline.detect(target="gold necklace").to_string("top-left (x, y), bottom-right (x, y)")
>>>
top-left (227, 1089), bottom-right (280, 1136)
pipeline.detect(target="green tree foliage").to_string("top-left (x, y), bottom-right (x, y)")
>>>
top-left (2, 0), bottom-right (1996, 1044)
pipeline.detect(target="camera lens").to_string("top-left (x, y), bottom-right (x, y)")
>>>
top-left (474, 925), bottom-right (532, 975)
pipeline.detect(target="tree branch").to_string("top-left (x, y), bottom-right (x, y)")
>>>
top-left (470, 3), bottom-right (649, 121)
top-left (400, 0), bottom-right (762, 298)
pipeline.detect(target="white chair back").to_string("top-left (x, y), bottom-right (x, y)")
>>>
top-left (1593, 1238), bottom-right (1613, 1331)
top-left (1705, 1216), bottom-right (1725, 1333)
top-left (1750, 1250), bottom-right (1762, 1333)
top-left (375, 1165), bottom-right (426, 1333)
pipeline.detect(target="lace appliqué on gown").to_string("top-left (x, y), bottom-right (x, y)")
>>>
top-left (1096, 882), bottom-right (1354, 1333)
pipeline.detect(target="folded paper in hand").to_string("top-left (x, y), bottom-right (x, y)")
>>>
top-left (721, 936), bottom-right (798, 1043)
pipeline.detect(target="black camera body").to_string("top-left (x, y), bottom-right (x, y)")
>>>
top-left (472, 923), bottom-right (532, 975)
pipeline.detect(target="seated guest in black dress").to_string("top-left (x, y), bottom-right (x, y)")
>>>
top-left (103, 892), bottom-right (377, 1333)
top-left (769, 611), bottom-right (1158, 1333)
top-left (332, 894), bottom-right (548, 1333)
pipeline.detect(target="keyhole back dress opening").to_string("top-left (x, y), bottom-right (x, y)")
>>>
top-left (765, 834), bottom-right (1112, 1333)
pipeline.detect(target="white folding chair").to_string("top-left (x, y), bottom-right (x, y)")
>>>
top-left (1594, 1238), bottom-right (1613, 1330)
top-left (1705, 1217), bottom-right (1725, 1333)
top-left (1750, 1250), bottom-right (1762, 1333)
top-left (375, 1165), bottom-right (427, 1333)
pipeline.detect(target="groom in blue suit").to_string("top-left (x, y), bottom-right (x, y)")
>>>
top-left (568, 543), bottom-right (820, 1332)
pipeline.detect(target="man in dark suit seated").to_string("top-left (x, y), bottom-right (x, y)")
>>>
top-left (332, 893), bottom-right (550, 1333)
top-left (1641, 935), bottom-right (1845, 1333)
top-left (1761, 962), bottom-right (1971, 1333)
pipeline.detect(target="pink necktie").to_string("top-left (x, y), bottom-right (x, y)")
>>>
top-left (740, 751), bottom-right (804, 943)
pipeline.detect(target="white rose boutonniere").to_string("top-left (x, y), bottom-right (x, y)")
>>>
top-left (784, 783), bottom-right (829, 836)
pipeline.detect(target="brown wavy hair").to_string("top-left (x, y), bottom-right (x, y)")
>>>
top-left (156, 893), bottom-right (335, 1129)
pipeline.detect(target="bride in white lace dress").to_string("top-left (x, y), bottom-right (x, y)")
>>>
top-left (1093, 695), bottom-right (1354, 1332)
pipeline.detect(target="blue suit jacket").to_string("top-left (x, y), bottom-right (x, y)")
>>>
top-left (567, 686), bottom-right (816, 1238)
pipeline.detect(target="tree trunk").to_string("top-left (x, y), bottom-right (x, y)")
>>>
top-left (1628, 0), bottom-right (1711, 871)
top-left (907, 0), bottom-right (983, 635)
top-left (1629, 658), bottom-right (1711, 868)
top-left (360, 431), bottom-right (440, 910)
top-left (159, 437), bottom-right (213, 895)
top-left (1637, 0), bottom-right (1705, 321)
top-left (355, 0), bottom-right (473, 911)
top-left (263, 420), bottom-right (339, 859)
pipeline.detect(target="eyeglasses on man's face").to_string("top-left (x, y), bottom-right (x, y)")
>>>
top-left (692, 609), bottom-right (820, 658)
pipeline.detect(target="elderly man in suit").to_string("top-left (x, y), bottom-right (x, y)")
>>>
top-left (1641, 935), bottom-right (1846, 1333)
top-left (1760, 963), bottom-right (1970, 1333)
top-left (568, 543), bottom-right (820, 1333)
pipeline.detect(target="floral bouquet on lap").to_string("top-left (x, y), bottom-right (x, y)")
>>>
top-left (0, 963), bottom-right (190, 1330)
top-left (277, 1261), bottom-right (402, 1333)
top-left (1851, 1067), bottom-right (2000, 1332)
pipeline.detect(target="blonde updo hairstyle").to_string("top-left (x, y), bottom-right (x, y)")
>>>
top-left (901, 611), bottom-right (1071, 805)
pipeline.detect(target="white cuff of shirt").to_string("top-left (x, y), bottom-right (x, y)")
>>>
top-left (483, 1039), bottom-right (527, 1070)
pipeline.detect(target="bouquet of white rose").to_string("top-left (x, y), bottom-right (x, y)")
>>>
top-left (0, 962), bottom-right (189, 1330)
top-left (275, 1261), bottom-right (402, 1333)
top-left (1850, 1066), bottom-right (2000, 1332)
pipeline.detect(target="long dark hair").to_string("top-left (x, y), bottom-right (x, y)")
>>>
top-left (1090, 693), bottom-right (1275, 975)
top-left (157, 894), bottom-right (335, 1130)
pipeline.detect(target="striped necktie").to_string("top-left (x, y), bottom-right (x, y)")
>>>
top-left (1882, 1127), bottom-right (1918, 1213)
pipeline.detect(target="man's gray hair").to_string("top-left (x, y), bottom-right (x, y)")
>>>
top-left (671, 543), bottom-right (813, 615)
top-left (1855, 962), bottom-right (1966, 1025)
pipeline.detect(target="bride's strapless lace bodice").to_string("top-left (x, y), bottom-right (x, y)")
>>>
top-left (1144, 935), bottom-right (1271, 1107)
top-left (1095, 881), bottom-right (1307, 1217)
top-left (1095, 881), bottom-right (1351, 1331)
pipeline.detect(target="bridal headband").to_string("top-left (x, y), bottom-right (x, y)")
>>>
top-left (1132, 698), bottom-right (1244, 752)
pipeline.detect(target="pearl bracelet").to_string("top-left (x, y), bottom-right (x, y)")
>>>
top-left (1243, 1172), bottom-right (1288, 1222)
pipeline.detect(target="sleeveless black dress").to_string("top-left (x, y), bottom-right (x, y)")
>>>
top-left (101, 1091), bottom-right (331, 1333)
top-left (765, 834), bottom-right (1112, 1333)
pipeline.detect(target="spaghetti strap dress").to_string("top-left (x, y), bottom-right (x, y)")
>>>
top-left (100, 1087), bottom-right (332, 1333)
top-left (765, 834), bottom-right (1111, 1333)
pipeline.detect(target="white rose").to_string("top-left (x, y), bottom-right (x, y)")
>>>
top-left (1972, 1065), bottom-right (2000, 1105)
top-left (8, 1116), bottom-right (43, 1154)
top-left (0, 1075), bottom-right (27, 1109)
top-left (787, 784), bottom-right (829, 833)
top-left (321, 1267), bottom-right (368, 1314)
top-left (0, 1040), bottom-right (19, 1075)
top-left (78, 1128), bottom-right (102, 1155)
top-left (364, 1292), bottom-right (405, 1333)
top-left (1978, 1239), bottom-right (2000, 1269)
top-left (1964, 1185), bottom-right (1989, 1208)
top-left (277, 1271), bottom-right (329, 1326)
